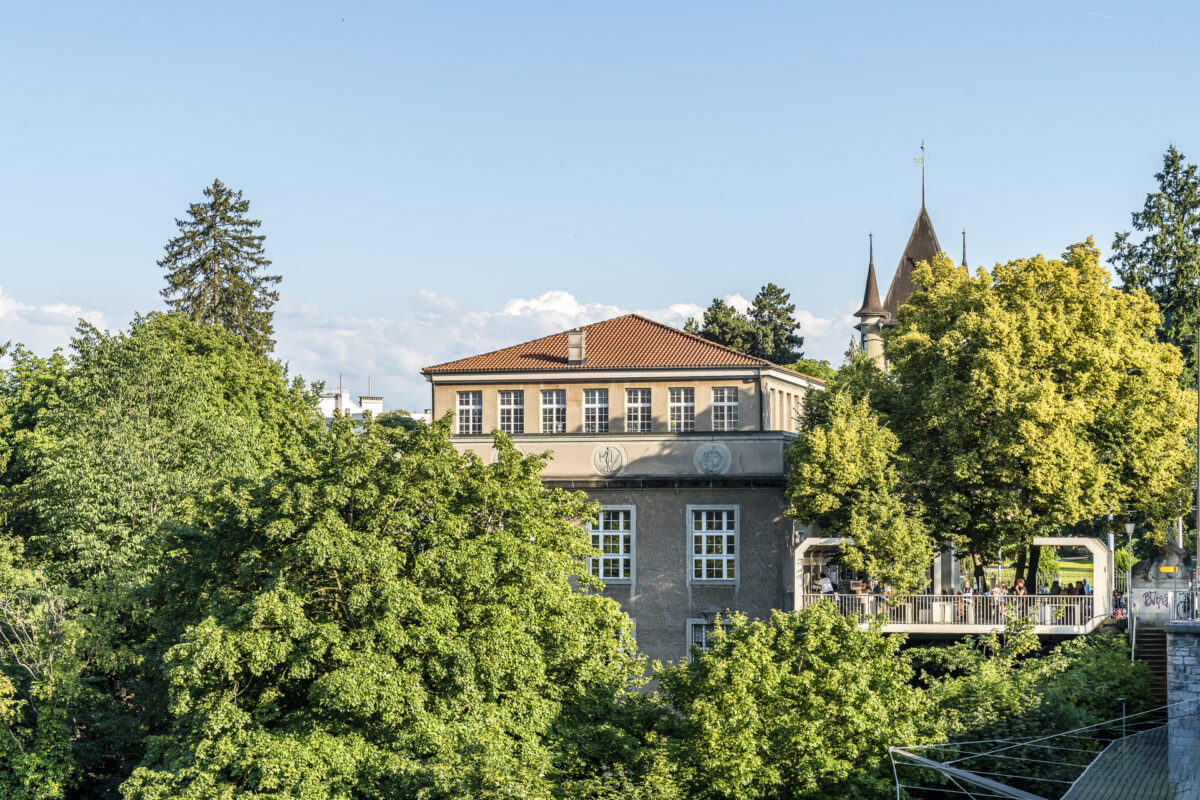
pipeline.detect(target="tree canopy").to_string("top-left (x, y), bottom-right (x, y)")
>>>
top-left (787, 241), bottom-right (1194, 588)
top-left (123, 420), bottom-right (640, 800)
top-left (0, 314), bottom-right (316, 797)
top-left (158, 179), bottom-right (282, 355)
top-left (1111, 145), bottom-right (1200, 384)
top-left (785, 391), bottom-right (932, 593)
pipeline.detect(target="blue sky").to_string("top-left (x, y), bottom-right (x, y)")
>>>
top-left (3, 1), bottom-right (1199, 410)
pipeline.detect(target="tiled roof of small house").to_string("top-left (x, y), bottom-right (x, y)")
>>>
top-left (422, 314), bottom-right (822, 381)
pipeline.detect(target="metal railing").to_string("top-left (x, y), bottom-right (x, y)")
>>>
top-left (801, 593), bottom-right (1096, 627)
top-left (1170, 590), bottom-right (1199, 621)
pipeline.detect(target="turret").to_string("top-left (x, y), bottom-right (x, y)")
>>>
top-left (853, 234), bottom-right (888, 367)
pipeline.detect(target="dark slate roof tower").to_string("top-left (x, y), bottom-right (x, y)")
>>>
top-left (881, 204), bottom-right (942, 324)
top-left (853, 233), bottom-right (887, 321)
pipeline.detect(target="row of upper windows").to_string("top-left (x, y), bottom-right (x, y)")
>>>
top-left (586, 505), bottom-right (739, 585)
top-left (455, 387), bottom-right (740, 435)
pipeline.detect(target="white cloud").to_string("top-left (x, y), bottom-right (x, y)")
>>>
top-left (0, 284), bottom-right (856, 412)
top-left (0, 286), bottom-right (109, 359)
top-left (273, 290), bottom-right (856, 412)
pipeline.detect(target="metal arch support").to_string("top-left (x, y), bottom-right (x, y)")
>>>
top-left (1032, 537), bottom-right (1111, 617)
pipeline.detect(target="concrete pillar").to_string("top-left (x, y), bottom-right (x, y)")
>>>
top-left (1165, 620), bottom-right (1200, 793)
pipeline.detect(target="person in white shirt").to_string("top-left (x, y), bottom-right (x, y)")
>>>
top-left (819, 572), bottom-right (834, 596)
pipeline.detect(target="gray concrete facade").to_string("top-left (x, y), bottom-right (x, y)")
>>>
top-left (576, 483), bottom-right (795, 664)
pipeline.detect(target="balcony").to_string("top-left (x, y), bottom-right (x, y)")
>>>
top-left (800, 592), bottom-right (1106, 635)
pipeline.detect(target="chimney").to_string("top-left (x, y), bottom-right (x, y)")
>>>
top-left (567, 328), bottom-right (586, 365)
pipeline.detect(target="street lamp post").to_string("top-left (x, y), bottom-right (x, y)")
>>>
top-left (1126, 521), bottom-right (1135, 598)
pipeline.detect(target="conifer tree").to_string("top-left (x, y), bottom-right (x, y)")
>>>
top-left (748, 282), bottom-right (804, 363)
top-left (158, 179), bottom-right (281, 355)
top-left (687, 284), bottom-right (804, 364)
top-left (1111, 145), bottom-right (1200, 384)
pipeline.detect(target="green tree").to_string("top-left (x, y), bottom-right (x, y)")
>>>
top-left (911, 623), bottom-right (1152, 794)
top-left (0, 540), bottom-right (79, 800)
top-left (159, 179), bottom-right (282, 355)
top-left (122, 420), bottom-right (640, 800)
top-left (656, 605), bottom-right (928, 800)
top-left (888, 242), bottom-right (1194, 587)
top-left (692, 298), bottom-right (755, 353)
top-left (687, 285), bottom-right (804, 364)
top-left (784, 358), bottom-right (835, 383)
top-left (747, 283), bottom-right (804, 364)
top-left (1111, 145), bottom-right (1200, 384)
top-left (785, 392), bottom-right (932, 593)
top-left (0, 314), bottom-right (316, 796)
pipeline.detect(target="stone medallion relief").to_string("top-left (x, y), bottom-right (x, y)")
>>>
top-left (592, 444), bottom-right (626, 476)
top-left (695, 442), bottom-right (731, 475)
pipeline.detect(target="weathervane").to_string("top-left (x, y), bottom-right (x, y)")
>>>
top-left (913, 140), bottom-right (927, 207)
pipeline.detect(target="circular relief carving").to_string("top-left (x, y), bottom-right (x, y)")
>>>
top-left (695, 443), bottom-right (731, 475)
top-left (592, 444), bottom-right (625, 476)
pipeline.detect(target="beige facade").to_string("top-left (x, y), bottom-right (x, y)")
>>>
top-left (428, 368), bottom-right (817, 436)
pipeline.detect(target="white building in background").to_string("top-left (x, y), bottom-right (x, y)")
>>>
top-left (318, 377), bottom-right (383, 420)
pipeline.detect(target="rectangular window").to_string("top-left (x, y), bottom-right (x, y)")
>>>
top-left (583, 389), bottom-right (609, 433)
top-left (588, 507), bottom-right (634, 583)
top-left (498, 390), bottom-right (524, 434)
top-left (691, 507), bottom-right (737, 582)
top-left (540, 389), bottom-right (566, 433)
top-left (688, 619), bottom-right (732, 659)
top-left (625, 388), bottom-right (651, 433)
top-left (456, 391), bottom-right (482, 435)
top-left (712, 387), bottom-right (739, 431)
top-left (669, 388), bottom-right (695, 432)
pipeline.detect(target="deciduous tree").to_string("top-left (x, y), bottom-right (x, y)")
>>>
top-left (889, 242), bottom-right (1194, 586)
top-left (785, 391), bottom-right (932, 593)
top-left (123, 421), bottom-right (640, 800)
top-left (656, 605), bottom-right (927, 800)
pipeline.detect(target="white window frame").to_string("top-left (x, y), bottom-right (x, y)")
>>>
top-left (540, 389), bottom-right (566, 433)
top-left (668, 387), bottom-right (695, 432)
top-left (583, 389), bottom-right (609, 433)
top-left (686, 617), bottom-right (732, 661)
top-left (456, 391), bottom-right (482, 435)
top-left (712, 387), bottom-right (739, 432)
top-left (498, 390), bottom-right (524, 434)
top-left (687, 505), bottom-right (738, 585)
top-left (625, 388), bottom-right (651, 433)
top-left (587, 505), bottom-right (635, 585)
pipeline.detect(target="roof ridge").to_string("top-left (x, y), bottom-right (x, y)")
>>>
top-left (420, 312), bottom-right (821, 376)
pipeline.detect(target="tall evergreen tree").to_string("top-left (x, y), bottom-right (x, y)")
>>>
top-left (748, 282), bottom-right (804, 363)
top-left (687, 284), bottom-right (804, 364)
top-left (1111, 145), bottom-right (1200, 384)
top-left (158, 179), bottom-right (282, 355)
top-left (696, 298), bottom-right (755, 353)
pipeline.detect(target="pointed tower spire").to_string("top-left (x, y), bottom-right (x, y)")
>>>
top-left (921, 140), bottom-right (926, 207)
top-left (961, 229), bottom-right (967, 267)
top-left (854, 233), bottom-right (886, 319)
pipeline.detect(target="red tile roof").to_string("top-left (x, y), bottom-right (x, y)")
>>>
top-left (423, 314), bottom-right (822, 381)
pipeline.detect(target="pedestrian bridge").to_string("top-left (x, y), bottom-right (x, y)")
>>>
top-left (799, 592), bottom-right (1107, 635)
top-left (796, 535), bottom-right (1112, 636)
